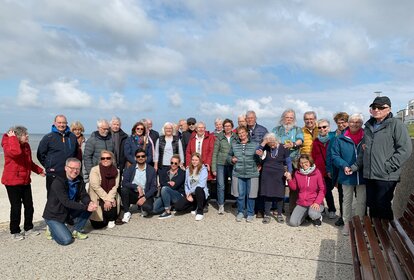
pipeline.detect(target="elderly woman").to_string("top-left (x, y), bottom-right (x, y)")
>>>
top-left (332, 113), bottom-right (366, 235)
top-left (228, 126), bottom-right (261, 222)
top-left (1, 126), bottom-right (45, 240)
top-left (88, 150), bottom-right (120, 229)
top-left (256, 133), bottom-right (292, 224)
top-left (124, 121), bottom-right (153, 167)
top-left (212, 119), bottom-right (237, 214)
top-left (286, 154), bottom-right (326, 227)
top-left (154, 122), bottom-right (184, 171)
top-left (70, 121), bottom-right (86, 162)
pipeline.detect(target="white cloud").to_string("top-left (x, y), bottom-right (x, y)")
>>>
top-left (168, 91), bottom-right (182, 107)
top-left (50, 79), bottom-right (92, 108)
top-left (98, 92), bottom-right (127, 110)
top-left (17, 80), bottom-right (41, 107)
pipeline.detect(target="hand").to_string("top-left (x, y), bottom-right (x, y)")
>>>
top-left (186, 194), bottom-right (193, 202)
top-left (103, 201), bottom-right (112, 211)
top-left (168, 181), bottom-right (176, 187)
top-left (87, 201), bottom-right (98, 212)
top-left (310, 203), bottom-right (320, 211)
top-left (213, 171), bottom-right (217, 176)
top-left (327, 172), bottom-right (332, 179)
top-left (39, 171), bottom-right (46, 177)
top-left (137, 196), bottom-right (146, 206)
top-left (137, 186), bottom-right (144, 196)
top-left (257, 165), bottom-right (262, 172)
top-left (285, 172), bottom-right (292, 181)
top-left (344, 167), bottom-right (353, 175)
top-left (256, 149), bottom-right (263, 156)
top-left (111, 200), bottom-right (117, 207)
top-left (362, 144), bottom-right (366, 151)
top-left (154, 163), bottom-right (158, 172)
top-left (7, 130), bottom-right (15, 137)
top-left (231, 156), bottom-right (238, 164)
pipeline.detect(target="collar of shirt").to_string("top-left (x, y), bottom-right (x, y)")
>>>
top-left (136, 164), bottom-right (147, 171)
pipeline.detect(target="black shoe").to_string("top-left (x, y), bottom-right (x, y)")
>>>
top-left (312, 217), bottom-right (322, 227)
top-left (335, 217), bottom-right (344, 226)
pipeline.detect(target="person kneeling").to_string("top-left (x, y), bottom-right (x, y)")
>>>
top-left (43, 158), bottom-right (97, 245)
top-left (286, 154), bottom-right (326, 227)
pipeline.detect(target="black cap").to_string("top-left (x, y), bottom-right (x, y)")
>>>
top-left (187, 117), bottom-right (196, 125)
top-left (370, 96), bottom-right (391, 107)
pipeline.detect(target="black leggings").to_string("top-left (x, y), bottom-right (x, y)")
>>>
top-left (264, 197), bottom-right (283, 216)
top-left (174, 187), bottom-right (206, 215)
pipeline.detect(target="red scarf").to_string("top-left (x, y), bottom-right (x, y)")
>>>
top-left (99, 163), bottom-right (118, 193)
top-left (344, 128), bottom-right (364, 145)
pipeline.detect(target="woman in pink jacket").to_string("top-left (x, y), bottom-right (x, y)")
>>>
top-left (286, 154), bottom-right (326, 227)
top-left (1, 126), bottom-right (45, 240)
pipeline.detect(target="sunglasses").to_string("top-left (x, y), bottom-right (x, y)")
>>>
top-left (100, 157), bottom-right (112, 160)
top-left (170, 162), bottom-right (179, 165)
top-left (371, 105), bottom-right (389, 111)
top-left (136, 127), bottom-right (144, 131)
top-left (318, 126), bottom-right (328, 129)
top-left (187, 122), bottom-right (195, 125)
top-left (135, 155), bottom-right (146, 158)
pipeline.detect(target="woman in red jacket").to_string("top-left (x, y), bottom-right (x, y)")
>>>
top-left (286, 154), bottom-right (326, 227)
top-left (1, 126), bottom-right (45, 240)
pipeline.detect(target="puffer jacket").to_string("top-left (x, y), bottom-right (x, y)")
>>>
top-left (211, 131), bottom-right (237, 172)
top-left (227, 138), bottom-right (260, 178)
top-left (84, 131), bottom-right (114, 175)
top-left (288, 167), bottom-right (326, 207)
top-left (2, 134), bottom-right (43, 186)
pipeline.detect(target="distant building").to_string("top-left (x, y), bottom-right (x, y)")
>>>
top-left (398, 99), bottom-right (414, 125)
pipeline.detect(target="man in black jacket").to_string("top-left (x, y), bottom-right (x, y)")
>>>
top-left (43, 158), bottom-right (97, 246)
top-left (110, 116), bottom-right (128, 178)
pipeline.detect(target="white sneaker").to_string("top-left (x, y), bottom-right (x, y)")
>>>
top-left (191, 208), bottom-right (197, 215)
top-left (218, 205), bottom-right (224, 215)
top-left (24, 229), bottom-right (40, 237)
top-left (328, 211), bottom-right (336, 219)
top-left (107, 221), bottom-right (116, 229)
top-left (12, 233), bottom-right (24, 241)
top-left (195, 214), bottom-right (204, 221)
top-left (122, 212), bottom-right (131, 223)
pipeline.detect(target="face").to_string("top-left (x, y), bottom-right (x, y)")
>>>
top-left (170, 157), bottom-right (180, 170)
top-left (336, 119), bottom-right (348, 132)
top-left (65, 161), bottom-right (81, 180)
top-left (348, 118), bottom-right (362, 133)
top-left (111, 120), bottom-right (120, 132)
top-left (196, 124), bottom-right (205, 136)
top-left (72, 128), bottom-right (82, 137)
top-left (179, 120), bottom-right (188, 131)
top-left (283, 112), bottom-right (295, 125)
top-left (246, 113), bottom-right (256, 126)
top-left (304, 113), bottom-right (316, 129)
top-left (299, 158), bottom-right (311, 170)
top-left (147, 120), bottom-right (153, 130)
top-left (238, 117), bottom-right (247, 127)
top-left (164, 125), bottom-right (173, 136)
top-left (187, 121), bottom-right (196, 131)
top-left (191, 155), bottom-right (200, 167)
top-left (98, 123), bottom-right (110, 137)
top-left (267, 138), bottom-right (277, 149)
top-left (317, 122), bottom-right (330, 137)
top-left (18, 133), bottom-right (29, 144)
top-left (223, 122), bottom-right (233, 134)
top-left (54, 116), bottom-right (68, 133)
top-left (215, 121), bottom-right (223, 132)
top-left (100, 153), bottom-right (113, 167)
top-left (238, 129), bottom-right (248, 141)
top-left (135, 125), bottom-right (145, 136)
top-left (370, 104), bottom-right (391, 122)
top-left (135, 152), bottom-right (147, 164)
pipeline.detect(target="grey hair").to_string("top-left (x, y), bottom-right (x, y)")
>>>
top-left (54, 114), bottom-right (67, 122)
top-left (317, 119), bottom-right (330, 126)
top-left (97, 119), bottom-right (109, 128)
top-left (195, 121), bottom-right (206, 128)
top-left (214, 118), bottom-right (223, 124)
top-left (348, 113), bottom-right (364, 123)
top-left (304, 111), bottom-right (317, 120)
top-left (65, 157), bottom-right (81, 166)
top-left (110, 116), bottom-right (121, 126)
top-left (10, 126), bottom-right (28, 138)
top-left (246, 110), bottom-right (257, 118)
top-left (238, 114), bottom-right (246, 120)
top-left (263, 132), bottom-right (280, 144)
top-left (161, 122), bottom-right (176, 135)
top-left (279, 109), bottom-right (297, 126)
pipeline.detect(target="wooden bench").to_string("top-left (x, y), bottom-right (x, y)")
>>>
top-left (349, 194), bottom-right (414, 280)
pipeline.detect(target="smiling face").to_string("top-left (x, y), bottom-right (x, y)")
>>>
top-left (135, 125), bottom-right (145, 136)
top-left (237, 129), bottom-right (248, 142)
top-left (336, 119), bottom-right (348, 132)
top-left (111, 120), bottom-right (120, 132)
top-left (54, 116), bottom-right (68, 133)
top-left (348, 118), bottom-right (363, 133)
top-left (283, 112), bottom-right (295, 126)
top-left (100, 152), bottom-right (113, 167)
top-left (299, 158), bottom-right (311, 170)
top-left (246, 113), bottom-right (256, 127)
top-left (317, 121), bottom-right (330, 137)
top-left (370, 104), bottom-right (391, 122)
top-left (65, 161), bottom-right (81, 180)
top-left (304, 113), bottom-right (316, 130)
top-left (164, 124), bottom-right (173, 136)
top-left (191, 155), bottom-right (200, 168)
top-left (170, 157), bottom-right (180, 171)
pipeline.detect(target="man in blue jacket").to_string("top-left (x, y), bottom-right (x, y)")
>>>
top-left (37, 115), bottom-right (78, 198)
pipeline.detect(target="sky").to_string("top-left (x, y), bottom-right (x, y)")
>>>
top-left (1, 0), bottom-right (414, 134)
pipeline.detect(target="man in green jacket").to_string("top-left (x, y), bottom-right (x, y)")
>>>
top-left (350, 96), bottom-right (412, 220)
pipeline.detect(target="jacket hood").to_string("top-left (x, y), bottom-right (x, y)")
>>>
top-left (51, 125), bottom-right (71, 135)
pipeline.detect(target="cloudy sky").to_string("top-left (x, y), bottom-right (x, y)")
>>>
top-left (1, 0), bottom-right (413, 134)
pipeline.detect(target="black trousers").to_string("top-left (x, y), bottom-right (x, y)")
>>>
top-left (366, 179), bottom-right (397, 220)
top-left (6, 185), bottom-right (34, 234)
top-left (90, 202), bottom-right (118, 229)
top-left (120, 187), bottom-right (154, 213)
top-left (174, 187), bottom-right (206, 215)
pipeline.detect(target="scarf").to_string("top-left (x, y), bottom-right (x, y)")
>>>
top-left (299, 165), bottom-right (316, 175)
top-left (344, 128), bottom-right (364, 145)
top-left (99, 163), bottom-right (118, 193)
top-left (317, 134), bottom-right (330, 144)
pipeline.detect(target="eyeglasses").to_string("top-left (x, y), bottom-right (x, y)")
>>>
top-left (66, 166), bottom-right (80, 172)
top-left (100, 127), bottom-right (110, 130)
top-left (371, 105), bottom-right (390, 111)
top-left (101, 157), bottom-right (112, 160)
top-left (318, 126), bottom-right (328, 129)
top-left (135, 155), bottom-right (146, 159)
top-left (136, 127), bottom-right (144, 131)
top-left (170, 162), bottom-right (179, 165)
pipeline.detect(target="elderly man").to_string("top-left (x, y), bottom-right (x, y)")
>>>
top-left (121, 148), bottom-right (157, 222)
top-left (84, 119), bottom-right (114, 178)
top-left (110, 116), bottom-right (128, 175)
top-left (181, 117), bottom-right (197, 161)
top-left (37, 115), bottom-right (78, 197)
top-left (350, 96), bottom-right (412, 220)
top-left (177, 119), bottom-right (188, 138)
top-left (246, 110), bottom-right (268, 144)
top-left (300, 111), bottom-right (319, 155)
top-left (43, 158), bottom-right (97, 245)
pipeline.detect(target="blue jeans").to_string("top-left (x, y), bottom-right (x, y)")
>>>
top-left (45, 209), bottom-right (91, 246)
top-left (216, 165), bottom-right (233, 205)
top-left (152, 186), bottom-right (184, 213)
top-left (237, 178), bottom-right (255, 217)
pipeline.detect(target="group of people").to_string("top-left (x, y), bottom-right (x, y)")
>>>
top-left (1, 96), bottom-right (412, 245)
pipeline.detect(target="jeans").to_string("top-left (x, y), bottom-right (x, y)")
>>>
top-left (237, 178), bottom-right (255, 217)
top-left (216, 164), bottom-right (233, 206)
top-left (45, 209), bottom-right (91, 246)
top-left (121, 187), bottom-right (154, 213)
top-left (342, 184), bottom-right (366, 224)
top-left (289, 204), bottom-right (325, 227)
top-left (174, 187), bottom-right (206, 215)
top-left (6, 185), bottom-right (34, 234)
top-left (160, 186), bottom-right (184, 209)
top-left (366, 179), bottom-right (397, 220)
